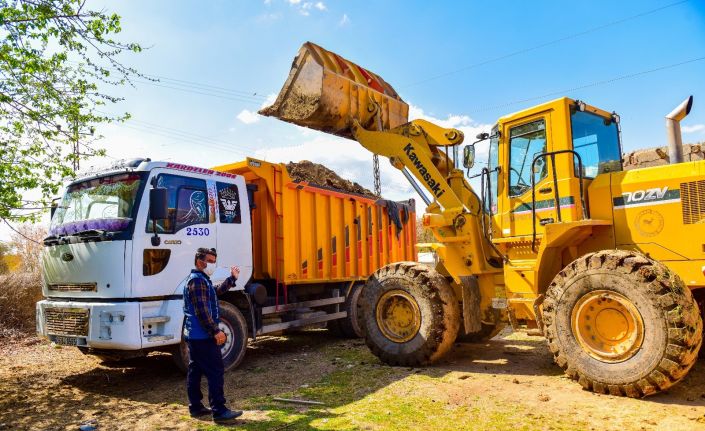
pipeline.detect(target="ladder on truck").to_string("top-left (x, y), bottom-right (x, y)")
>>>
top-left (272, 165), bottom-right (287, 309)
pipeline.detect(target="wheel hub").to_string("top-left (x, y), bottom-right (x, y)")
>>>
top-left (571, 290), bottom-right (644, 363)
top-left (218, 320), bottom-right (235, 357)
top-left (376, 289), bottom-right (421, 343)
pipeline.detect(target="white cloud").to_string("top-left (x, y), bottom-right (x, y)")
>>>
top-left (236, 109), bottom-right (260, 124)
top-left (254, 132), bottom-right (414, 200)
top-left (408, 104), bottom-right (493, 162)
top-left (286, 0), bottom-right (325, 16)
top-left (682, 124), bottom-right (705, 134)
top-left (260, 93), bottom-right (277, 109)
top-left (339, 13), bottom-right (350, 26)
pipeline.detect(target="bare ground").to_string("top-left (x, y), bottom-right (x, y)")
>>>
top-left (1, 330), bottom-right (704, 431)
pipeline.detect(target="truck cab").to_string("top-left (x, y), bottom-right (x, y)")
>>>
top-left (37, 159), bottom-right (253, 355)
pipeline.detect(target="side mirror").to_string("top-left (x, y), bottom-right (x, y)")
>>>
top-left (463, 145), bottom-right (475, 169)
top-left (149, 188), bottom-right (168, 246)
top-left (149, 188), bottom-right (168, 220)
top-left (50, 199), bottom-right (59, 219)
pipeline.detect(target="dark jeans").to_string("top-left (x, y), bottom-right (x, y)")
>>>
top-left (186, 338), bottom-right (226, 414)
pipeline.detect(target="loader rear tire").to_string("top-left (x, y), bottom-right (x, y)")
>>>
top-left (543, 250), bottom-right (702, 397)
top-left (358, 262), bottom-right (460, 366)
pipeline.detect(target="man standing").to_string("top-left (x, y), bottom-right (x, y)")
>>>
top-left (183, 247), bottom-right (242, 423)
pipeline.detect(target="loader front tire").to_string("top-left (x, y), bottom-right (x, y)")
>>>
top-left (358, 262), bottom-right (460, 366)
top-left (543, 250), bottom-right (702, 397)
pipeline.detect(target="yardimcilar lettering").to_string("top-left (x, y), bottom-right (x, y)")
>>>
top-left (403, 143), bottom-right (446, 198)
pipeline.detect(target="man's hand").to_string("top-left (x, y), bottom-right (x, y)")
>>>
top-left (230, 266), bottom-right (240, 279)
top-left (214, 331), bottom-right (227, 346)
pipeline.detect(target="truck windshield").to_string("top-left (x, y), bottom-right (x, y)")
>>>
top-left (571, 110), bottom-right (622, 178)
top-left (49, 173), bottom-right (144, 236)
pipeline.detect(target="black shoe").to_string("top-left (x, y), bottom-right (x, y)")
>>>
top-left (189, 405), bottom-right (212, 418)
top-left (212, 408), bottom-right (243, 423)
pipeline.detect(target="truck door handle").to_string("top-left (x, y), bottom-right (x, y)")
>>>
top-left (539, 187), bottom-right (552, 194)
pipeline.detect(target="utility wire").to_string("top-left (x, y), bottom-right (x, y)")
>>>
top-left (401, 0), bottom-right (690, 88)
top-left (117, 122), bottom-right (253, 157)
top-left (134, 79), bottom-right (264, 105)
top-left (2, 218), bottom-right (42, 245)
top-left (466, 55), bottom-right (705, 114)
top-left (141, 74), bottom-right (267, 100)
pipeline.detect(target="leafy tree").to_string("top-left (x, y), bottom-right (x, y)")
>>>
top-left (10, 222), bottom-right (46, 273)
top-left (0, 0), bottom-right (143, 222)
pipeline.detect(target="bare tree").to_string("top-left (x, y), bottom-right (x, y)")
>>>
top-left (10, 223), bottom-right (47, 273)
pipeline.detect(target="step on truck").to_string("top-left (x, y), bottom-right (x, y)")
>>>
top-left (37, 158), bottom-right (416, 371)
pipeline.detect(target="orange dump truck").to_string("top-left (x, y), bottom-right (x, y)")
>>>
top-left (39, 156), bottom-right (415, 372)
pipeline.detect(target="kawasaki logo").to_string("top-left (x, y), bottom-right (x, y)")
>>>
top-left (403, 143), bottom-right (446, 198)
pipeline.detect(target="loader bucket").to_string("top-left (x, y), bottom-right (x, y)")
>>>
top-left (259, 41), bottom-right (409, 140)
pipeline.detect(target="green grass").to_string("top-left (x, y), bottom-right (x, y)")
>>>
top-left (189, 341), bottom-right (587, 431)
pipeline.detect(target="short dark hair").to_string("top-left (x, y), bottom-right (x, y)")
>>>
top-left (195, 247), bottom-right (217, 265)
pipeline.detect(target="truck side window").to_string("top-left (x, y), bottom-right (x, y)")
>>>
top-left (216, 182), bottom-right (241, 224)
top-left (147, 174), bottom-right (209, 233)
top-left (508, 119), bottom-right (547, 197)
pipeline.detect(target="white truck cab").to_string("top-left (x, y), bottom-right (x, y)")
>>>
top-left (37, 158), bottom-right (254, 365)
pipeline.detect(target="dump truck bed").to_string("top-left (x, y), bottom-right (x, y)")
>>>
top-left (213, 158), bottom-right (416, 285)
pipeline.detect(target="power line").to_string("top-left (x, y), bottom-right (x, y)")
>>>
top-left (141, 74), bottom-right (267, 100)
top-left (2, 218), bottom-right (42, 245)
top-left (401, 0), bottom-right (690, 88)
top-left (134, 78), bottom-right (265, 105)
top-left (466, 55), bottom-right (705, 114)
top-left (123, 117), bottom-right (262, 153)
top-left (116, 122), bottom-right (254, 157)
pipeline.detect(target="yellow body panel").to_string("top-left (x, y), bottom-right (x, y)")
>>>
top-left (212, 159), bottom-right (417, 285)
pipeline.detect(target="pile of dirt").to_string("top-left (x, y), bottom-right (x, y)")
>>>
top-left (623, 142), bottom-right (704, 170)
top-left (286, 160), bottom-right (375, 197)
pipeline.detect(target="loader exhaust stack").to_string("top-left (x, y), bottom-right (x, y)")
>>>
top-left (665, 95), bottom-right (693, 164)
top-left (259, 42), bottom-right (409, 140)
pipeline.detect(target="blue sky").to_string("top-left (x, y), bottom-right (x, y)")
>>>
top-left (4, 0), bottom-right (705, 239)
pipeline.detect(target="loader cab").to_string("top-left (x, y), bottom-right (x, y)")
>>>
top-left (484, 97), bottom-right (622, 243)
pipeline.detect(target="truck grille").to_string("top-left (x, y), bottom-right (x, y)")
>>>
top-left (48, 283), bottom-right (97, 292)
top-left (681, 180), bottom-right (705, 224)
top-left (45, 308), bottom-right (89, 336)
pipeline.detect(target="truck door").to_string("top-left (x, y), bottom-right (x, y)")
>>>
top-left (214, 180), bottom-right (253, 286)
top-left (501, 114), bottom-right (557, 238)
top-left (136, 173), bottom-right (216, 298)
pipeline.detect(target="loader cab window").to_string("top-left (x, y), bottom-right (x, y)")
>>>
top-left (571, 110), bottom-right (622, 178)
top-left (508, 119), bottom-right (547, 197)
top-left (146, 174), bottom-right (210, 234)
top-left (485, 125), bottom-right (500, 214)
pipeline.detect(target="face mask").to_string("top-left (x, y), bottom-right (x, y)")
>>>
top-left (204, 262), bottom-right (216, 276)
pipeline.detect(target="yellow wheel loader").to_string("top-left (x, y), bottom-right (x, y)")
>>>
top-left (261, 42), bottom-right (703, 397)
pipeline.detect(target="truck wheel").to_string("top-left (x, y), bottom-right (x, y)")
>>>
top-left (358, 262), bottom-right (460, 366)
top-left (328, 283), bottom-right (364, 338)
top-left (543, 250), bottom-right (702, 397)
top-left (456, 323), bottom-right (506, 343)
top-left (171, 301), bottom-right (249, 373)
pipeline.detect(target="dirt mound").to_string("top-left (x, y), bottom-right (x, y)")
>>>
top-left (286, 160), bottom-right (375, 197)
top-left (623, 142), bottom-right (704, 170)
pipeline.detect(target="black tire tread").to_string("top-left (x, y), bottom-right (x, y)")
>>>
top-left (360, 262), bottom-right (460, 366)
top-left (543, 250), bottom-right (702, 397)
